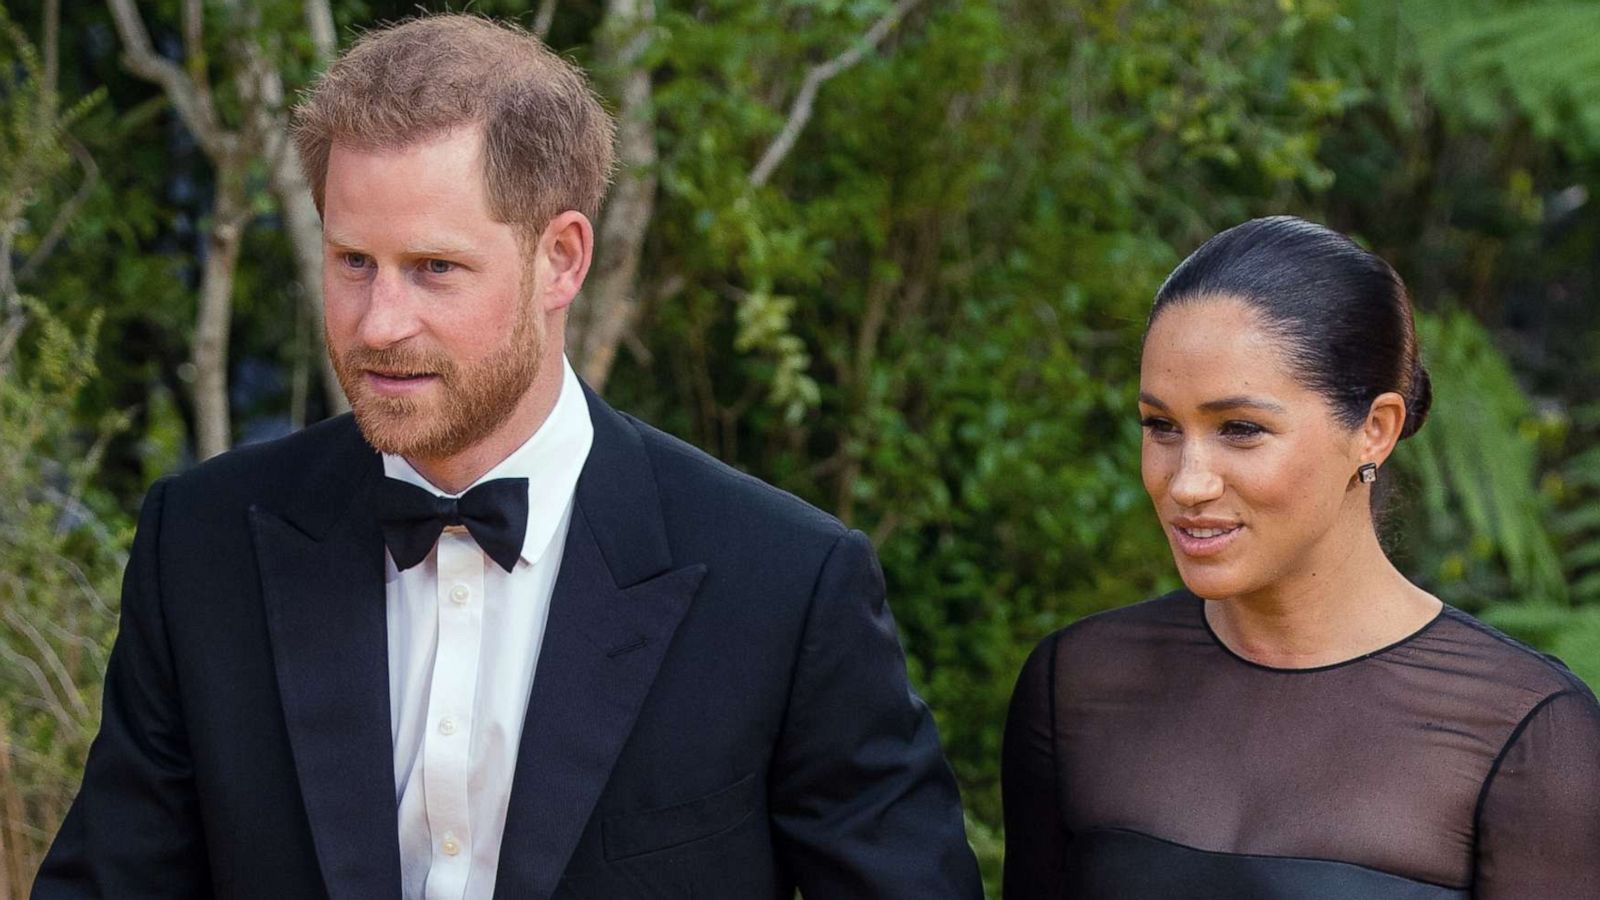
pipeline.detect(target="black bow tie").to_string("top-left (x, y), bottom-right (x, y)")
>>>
top-left (374, 476), bottom-right (530, 573)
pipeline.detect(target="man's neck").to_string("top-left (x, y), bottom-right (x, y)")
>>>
top-left (406, 360), bottom-right (568, 494)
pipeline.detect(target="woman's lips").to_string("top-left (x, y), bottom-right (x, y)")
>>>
top-left (1171, 523), bottom-right (1243, 558)
top-left (365, 371), bottom-right (440, 396)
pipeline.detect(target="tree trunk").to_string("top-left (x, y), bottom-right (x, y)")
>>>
top-left (280, 0), bottom-right (348, 415)
top-left (193, 175), bottom-right (248, 460)
top-left (0, 199), bottom-right (26, 370)
top-left (571, 0), bottom-right (658, 393)
top-left (271, 152), bottom-right (348, 415)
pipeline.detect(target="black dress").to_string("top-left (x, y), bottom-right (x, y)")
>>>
top-left (1001, 590), bottom-right (1600, 899)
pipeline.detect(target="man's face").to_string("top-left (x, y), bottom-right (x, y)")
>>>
top-left (322, 128), bottom-right (545, 463)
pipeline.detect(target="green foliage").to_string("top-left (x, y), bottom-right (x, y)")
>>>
top-left (0, 4), bottom-right (99, 222)
top-left (613, 4), bottom-right (1382, 881)
top-left (0, 303), bottom-right (128, 891)
top-left (6, 2), bottom-right (1600, 896)
top-left (1480, 602), bottom-right (1600, 688)
top-left (1552, 404), bottom-right (1600, 605)
top-left (1404, 0), bottom-right (1600, 157)
top-left (1389, 310), bottom-right (1566, 606)
top-left (0, 7), bottom-right (126, 886)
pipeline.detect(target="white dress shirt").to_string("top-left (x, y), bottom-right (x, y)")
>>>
top-left (383, 358), bottom-right (593, 900)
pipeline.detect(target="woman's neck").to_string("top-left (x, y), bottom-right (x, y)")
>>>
top-left (1203, 525), bottom-right (1441, 669)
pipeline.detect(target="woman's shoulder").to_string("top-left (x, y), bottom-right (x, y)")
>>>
top-left (1041, 588), bottom-right (1200, 641)
top-left (1426, 604), bottom-right (1598, 706)
top-left (1020, 590), bottom-right (1204, 683)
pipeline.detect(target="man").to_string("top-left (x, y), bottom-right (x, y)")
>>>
top-left (34, 14), bottom-right (981, 900)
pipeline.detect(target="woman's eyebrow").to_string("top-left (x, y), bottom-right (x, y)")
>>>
top-left (1198, 396), bottom-right (1286, 414)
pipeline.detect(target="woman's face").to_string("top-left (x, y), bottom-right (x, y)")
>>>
top-left (1138, 296), bottom-right (1371, 601)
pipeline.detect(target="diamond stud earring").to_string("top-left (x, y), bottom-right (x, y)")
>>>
top-left (1358, 463), bottom-right (1378, 484)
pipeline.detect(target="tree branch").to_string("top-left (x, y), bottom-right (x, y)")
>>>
top-left (533, 0), bottom-right (559, 40)
top-left (571, 0), bottom-right (658, 391)
top-left (749, 0), bottom-right (922, 187)
top-left (305, 0), bottom-right (336, 62)
top-left (2, 607), bottom-right (91, 725)
top-left (104, 0), bottom-right (232, 159)
top-left (17, 139), bottom-right (99, 286)
top-left (42, 0), bottom-right (59, 98)
top-left (181, 0), bottom-right (203, 78)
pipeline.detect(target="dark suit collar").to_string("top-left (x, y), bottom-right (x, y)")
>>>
top-left (573, 382), bottom-right (676, 586)
top-left (256, 396), bottom-right (704, 900)
top-left (250, 420), bottom-right (400, 900)
top-left (492, 384), bottom-right (705, 899)
top-left (275, 413), bottom-right (383, 540)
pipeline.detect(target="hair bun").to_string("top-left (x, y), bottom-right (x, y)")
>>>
top-left (1400, 364), bottom-right (1432, 440)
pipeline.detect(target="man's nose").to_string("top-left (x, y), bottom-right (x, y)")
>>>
top-left (1169, 442), bottom-right (1225, 507)
top-left (354, 268), bottom-right (420, 349)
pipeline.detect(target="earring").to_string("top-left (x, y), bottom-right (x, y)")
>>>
top-left (1358, 463), bottom-right (1378, 484)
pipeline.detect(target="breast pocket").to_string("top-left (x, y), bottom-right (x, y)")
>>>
top-left (602, 772), bottom-right (761, 862)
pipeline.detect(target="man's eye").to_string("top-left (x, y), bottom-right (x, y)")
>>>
top-left (342, 252), bottom-right (370, 269)
top-left (422, 259), bottom-right (455, 275)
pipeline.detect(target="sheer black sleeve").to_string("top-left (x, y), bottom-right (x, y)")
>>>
top-left (1474, 688), bottom-right (1600, 899)
top-left (1002, 636), bottom-right (1069, 900)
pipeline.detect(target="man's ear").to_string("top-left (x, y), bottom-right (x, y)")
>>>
top-left (1359, 391), bottom-right (1408, 469)
top-left (533, 210), bottom-right (595, 312)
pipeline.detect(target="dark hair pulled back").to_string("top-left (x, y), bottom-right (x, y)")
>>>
top-left (1150, 216), bottom-right (1432, 440)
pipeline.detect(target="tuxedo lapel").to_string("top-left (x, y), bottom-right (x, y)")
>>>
top-left (249, 423), bottom-right (402, 900)
top-left (492, 389), bottom-right (706, 900)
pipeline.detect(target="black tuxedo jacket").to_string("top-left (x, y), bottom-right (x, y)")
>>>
top-left (35, 389), bottom-right (981, 899)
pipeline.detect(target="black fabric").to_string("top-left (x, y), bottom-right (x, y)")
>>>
top-left (374, 475), bottom-right (529, 572)
top-left (1063, 829), bottom-right (1469, 900)
top-left (1002, 591), bottom-right (1600, 900)
top-left (34, 388), bottom-right (982, 900)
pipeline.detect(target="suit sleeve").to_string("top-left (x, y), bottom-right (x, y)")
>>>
top-left (1473, 688), bottom-right (1600, 899)
top-left (33, 478), bottom-right (212, 899)
top-left (767, 529), bottom-right (983, 899)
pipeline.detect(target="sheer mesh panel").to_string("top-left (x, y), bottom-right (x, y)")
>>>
top-left (1002, 592), bottom-right (1600, 900)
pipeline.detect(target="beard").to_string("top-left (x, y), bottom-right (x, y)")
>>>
top-left (329, 301), bottom-right (544, 461)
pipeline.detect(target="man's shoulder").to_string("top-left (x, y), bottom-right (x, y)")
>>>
top-left (621, 412), bottom-right (847, 547)
top-left (160, 414), bottom-right (371, 518)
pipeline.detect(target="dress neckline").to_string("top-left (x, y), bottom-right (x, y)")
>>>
top-left (1192, 591), bottom-right (1450, 674)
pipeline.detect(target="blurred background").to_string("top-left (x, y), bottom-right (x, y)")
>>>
top-left (4, 0), bottom-right (1600, 893)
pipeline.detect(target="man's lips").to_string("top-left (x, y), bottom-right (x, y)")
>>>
top-left (364, 370), bottom-right (440, 396)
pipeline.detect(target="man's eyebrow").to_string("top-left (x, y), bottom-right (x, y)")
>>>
top-left (408, 244), bottom-right (478, 259)
top-left (322, 233), bottom-right (478, 258)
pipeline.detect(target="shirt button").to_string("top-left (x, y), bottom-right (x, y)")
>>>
top-left (439, 717), bottom-right (457, 736)
top-left (449, 584), bottom-right (470, 605)
top-left (441, 833), bottom-right (460, 856)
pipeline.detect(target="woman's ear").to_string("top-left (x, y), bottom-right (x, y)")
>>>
top-left (1359, 391), bottom-right (1408, 469)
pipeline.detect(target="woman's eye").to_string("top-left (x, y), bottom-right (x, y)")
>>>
top-left (422, 259), bottom-right (455, 275)
top-left (1141, 417), bottom-right (1179, 438)
top-left (1220, 420), bottom-right (1267, 439)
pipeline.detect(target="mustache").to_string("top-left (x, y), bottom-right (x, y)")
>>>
top-left (341, 344), bottom-right (456, 379)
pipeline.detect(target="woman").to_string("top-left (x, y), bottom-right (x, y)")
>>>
top-left (1002, 216), bottom-right (1600, 899)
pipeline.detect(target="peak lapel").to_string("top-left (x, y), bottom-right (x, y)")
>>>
top-left (493, 389), bottom-right (706, 900)
top-left (250, 423), bottom-right (401, 899)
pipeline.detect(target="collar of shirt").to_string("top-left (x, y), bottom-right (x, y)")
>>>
top-left (380, 355), bottom-right (595, 571)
